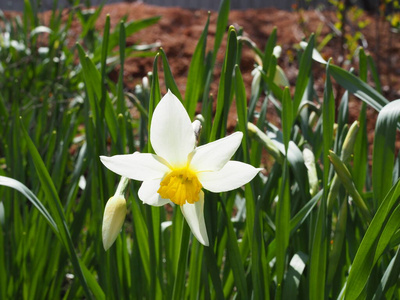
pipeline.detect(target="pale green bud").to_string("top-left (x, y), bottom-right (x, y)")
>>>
top-left (340, 121), bottom-right (359, 162)
top-left (102, 195), bottom-right (127, 251)
top-left (303, 148), bottom-right (319, 196)
top-left (247, 122), bottom-right (284, 164)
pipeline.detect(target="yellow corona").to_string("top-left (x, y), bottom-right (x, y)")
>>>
top-left (158, 168), bottom-right (202, 206)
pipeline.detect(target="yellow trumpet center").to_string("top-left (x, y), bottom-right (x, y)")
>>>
top-left (158, 168), bottom-right (202, 206)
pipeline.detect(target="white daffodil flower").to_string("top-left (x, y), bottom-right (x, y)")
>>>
top-left (100, 90), bottom-right (261, 246)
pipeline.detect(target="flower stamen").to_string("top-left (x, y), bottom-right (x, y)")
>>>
top-left (158, 168), bottom-right (202, 205)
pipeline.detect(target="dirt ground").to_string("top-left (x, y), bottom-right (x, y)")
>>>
top-left (7, 2), bottom-right (400, 145)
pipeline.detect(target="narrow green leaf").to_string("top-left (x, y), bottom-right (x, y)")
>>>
top-left (327, 200), bottom-right (347, 285)
top-left (275, 159), bottom-right (290, 297)
top-left (77, 44), bottom-right (118, 143)
top-left (221, 201), bottom-right (248, 298)
top-left (309, 59), bottom-right (333, 300)
top-left (329, 64), bottom-right (388, 112)
top-left (372, 246), bottom-right (400, 299)
top-left (262, 27), bottom-right (277, 74)
top-left (117, 20), bottom-right (126, 114)
top-left (148, 53), bottom-right (161, 153)
top-left (367, 54), bottom-right (382, 94)
top-left (185, 13), bottom-right (210, 118)
top-left (283, 252), bottom-right (308, 299)
top-left (212, 0), bottom-right (230, 65)
top-left (187, 240), bottom-right (203, 300)
top-left (0, 176), bottom-right (57, 233)
top-left (353, 103), bottom-right (368, 192)
top-left (293, 34), bottom-right (314, 115)
top-left (20, 118), bottom-right (94, 300)
top-left (130, 196), bottom-right (151, 285)
top-left (210, 26), bottom-right (237, 141)
top-left (372, 99), bottom-right (400, 205)
top-left (234, 65), bottom-right (249, 162)
top-left (345, 180), bottom-right (400, 299)
top-left (282, 87), bottom-right (292, 150)
top-left (359, 47), bottom-right (367, 82)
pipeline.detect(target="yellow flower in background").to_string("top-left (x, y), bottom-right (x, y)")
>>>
top-left (100, 90), bottom-right (261, 247)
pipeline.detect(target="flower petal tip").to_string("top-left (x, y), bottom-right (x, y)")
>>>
top-left (181, 193), bottom-right (209, 246)
top-left (102, 196), bottom-right (127, 251)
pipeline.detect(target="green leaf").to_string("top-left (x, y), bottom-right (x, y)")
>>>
top-left (221, 201), bottom-right (248, 298)
top-left (212, 0), bottom-right (230, 65)
top-left (20, 118), bottom-right (94, 300)
top-left (283, 252), bottom-right (308, 299)
top-left (353, 103), bottom-right (368, 192)
top-left (185, 13), bottom-right (210, 118)
top-left (293, 35), bottom-right (314, 115)
top-left (367, 54), bottom-right (382, 94)
top-left (282, 87), bottom-right (292, 150)
top-left (210, 26), bottom-right (237, 141)
top-left (77, 44), bottom-right (118, 144)
top-left (309, 59), bottom-right (333, 300)
top-left (0, 176), bottom-right (57, 233)
top-left (329, 64), bottom-right (388, 112)
top-left (234, 65), bottom-right (249, 162)
top-left (148, 53), bottom-right (161, 153)
top-left (262, 27), bottom-right (277, 74)
top-left (345, 180), bottom-right (400, 299)
top-left (159, 48), bottom-right (182, 101)
top-left (372, 246), bottom-right (400, 299)
top-left (372, 99), bottom-right (400, 205)
top-left (275, 160), bottom-right (290, 297)
top-left (358, 47), bottom-right (368, 82)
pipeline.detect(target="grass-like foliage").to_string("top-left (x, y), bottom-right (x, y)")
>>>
top-left (0, 0), bottom-right (399, 299)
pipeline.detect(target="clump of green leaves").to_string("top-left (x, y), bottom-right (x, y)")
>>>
top-left (0, 0), bottom-right (400, 299)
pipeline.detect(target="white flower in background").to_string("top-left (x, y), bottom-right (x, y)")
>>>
top-left (251, 45), bottom-right (289, 88)
top-left (272, 45), bottom-right (282, 58)
top-left (100, 90), bottom-right (261, 246)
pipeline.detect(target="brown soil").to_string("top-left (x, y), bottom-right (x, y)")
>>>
top-left (8, 3), bottom-right (400, 146)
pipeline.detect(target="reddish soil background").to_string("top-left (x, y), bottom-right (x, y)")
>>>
top-left (8, 2), bottom-right (400, 146)
top-left (85, 2), bottom-right (400, 98)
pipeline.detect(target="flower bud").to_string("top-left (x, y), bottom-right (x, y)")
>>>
top-left (102, 195), bottom-right (127, 251)
top-left (247, 122), bottom-right (284, 164)
top-left (273, 45), bottom-right (282, 58)
top-left (340, 121), bottom-right (359, 162)
top-left (303, 148), bottom-right (319, 196)
top-left (192, 120), bottom-right (202, 142)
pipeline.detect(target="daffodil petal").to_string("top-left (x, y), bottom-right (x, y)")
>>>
top-left (150, 90), bottom-right (195, 167)
top-left (181, 191), bottom-right (209, 246)
top-left (198, 161), bottom-right (261, 193)
top-left (190, 132), bottom-right (243, 172)
top-left (100, 152), bottom-right (169, 181)
top-left (138, 179), bottom-right (171, 206)
top-left (102, 196), bottom-right (127, 251)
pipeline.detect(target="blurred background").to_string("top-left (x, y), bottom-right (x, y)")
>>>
top-left (0, 0), bottom-right (380, 12)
